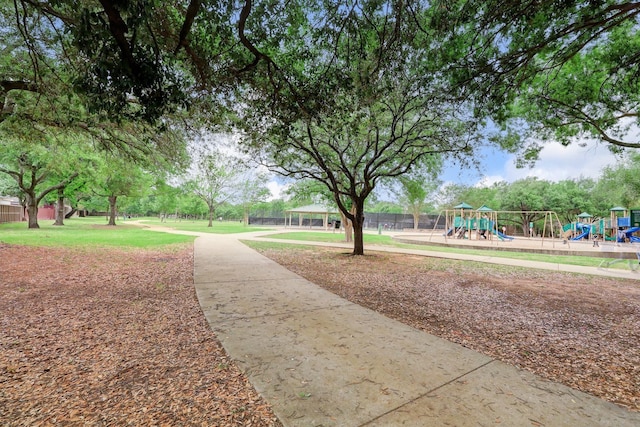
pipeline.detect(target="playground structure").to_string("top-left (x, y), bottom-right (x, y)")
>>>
top-left (561, 212), bottom-right (601, 242)
top-left (428, 203), bottom-right (640, 250)
top-left (561, 207), bottom-right (640, 243)
top-left (432, 203), bottom-right (565, 248)
top-left (610, 207), bottom-right (640, 243)
top-left (394, 203), bottom-right (640, 268)
top-left (439, 203), bottom-right (516, 241)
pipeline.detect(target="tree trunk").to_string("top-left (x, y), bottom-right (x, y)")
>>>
top-left (341, 211), bottom-right (353, 242)
top-left (53, 188), bottom-right (65, 226)
top-left (352, 203), bottom-right (365, 256)
top-left (413, 212), bottom-right (420, 230)
top-left (25, 193), bottom-right (39, 229)
top-left (243, 207), bottom-right (249, 226)
top-left (207, 206), bottom-right (214, 227)
top-left (108, 195), bottom-right (117, 226)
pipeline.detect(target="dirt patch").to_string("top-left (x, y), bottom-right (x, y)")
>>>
top-left (0, 244), bottom-right (281, 427)
top-left (255, 246), bottom-right (640, 411)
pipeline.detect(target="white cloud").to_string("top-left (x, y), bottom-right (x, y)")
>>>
top-left (266, 180), bottom-right (288, 201)
top-left (495, 141), bottom-right (622, 184)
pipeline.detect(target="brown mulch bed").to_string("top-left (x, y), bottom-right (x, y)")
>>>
top-left (253, 245), bottom-right (640, 412)
top-left (3, 241), bottom-right (638, 424)
top-left (0, 244), bottom-right (282, 426)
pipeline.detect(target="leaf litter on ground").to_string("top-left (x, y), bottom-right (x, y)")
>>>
top-left (255, 245), bottom-right (640, 412)
top-left (0, 243), bottom-right (281, 427)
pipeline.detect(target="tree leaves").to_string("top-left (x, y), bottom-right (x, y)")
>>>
top-left (434, 0), bottom-right (640, 154)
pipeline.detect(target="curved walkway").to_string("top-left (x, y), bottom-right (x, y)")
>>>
top-left (192, 231), bottom-right (640, 426)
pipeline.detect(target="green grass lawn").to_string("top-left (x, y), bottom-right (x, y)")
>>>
top-left (138, 218), bottom-right (273, 234)
top-left (0, 217), bottom-right (195, 248)
top-left (2, 219), bottom-right (635, 271)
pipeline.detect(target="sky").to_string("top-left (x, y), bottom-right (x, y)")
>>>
top-left (439, 139), bottom-right (622, 188)
top-left (265, 139), bottom-right (623, 200)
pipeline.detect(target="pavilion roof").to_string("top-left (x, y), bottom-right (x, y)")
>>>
top-left (285, 204), bottom-right (337, 214)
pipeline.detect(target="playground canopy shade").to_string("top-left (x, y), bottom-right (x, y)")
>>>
top-left (454, 202), bottom-right (473, 210)
top-left (476, 205), bottom-right (494, 212)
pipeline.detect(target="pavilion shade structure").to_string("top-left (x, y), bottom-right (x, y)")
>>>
top-left (285, 204), bottom-right (338, 229)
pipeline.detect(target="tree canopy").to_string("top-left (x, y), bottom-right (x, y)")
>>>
top-left (236, 0), bottom-right (479, 254)
top-left (4, 0), bottom-right (640, 238)
top-left (432, 0), bottom-right (640, 160)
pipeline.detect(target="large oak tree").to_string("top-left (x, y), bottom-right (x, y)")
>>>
top-left (237, 0), bottom-right (479, 255)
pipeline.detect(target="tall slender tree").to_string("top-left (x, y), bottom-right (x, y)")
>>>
top-left (236, 169), bottom-right (271, 226)
top-left (497, 177), bottom-right (551, 236)
top-left (186, 143), bottom-right (248, 227)
top-left (91, 154), bottom-right (153, 226)
top-left (397, 175), bottom-right (441, 231)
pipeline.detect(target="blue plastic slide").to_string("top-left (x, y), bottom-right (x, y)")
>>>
top-left (487, 221), bottom-right (514, 241)
top-left (571, 229), bottom-right (590, 240)
top-left (491, 228), bottom-right (514, 241)
top-left (625, 227), bottom-right (640, 242)
top-left (625, 226), bottom-right (640, 236)
top-left (617, 226), bottom-right (640, 242)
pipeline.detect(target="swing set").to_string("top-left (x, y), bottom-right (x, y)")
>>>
top-left (430, 203), bottom-right (566, 248)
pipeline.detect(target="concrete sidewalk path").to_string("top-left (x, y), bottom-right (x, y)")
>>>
top-left (194, 233), bottom-right (640, 426)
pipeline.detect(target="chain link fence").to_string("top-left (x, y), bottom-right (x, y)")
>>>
top-left (249, 213), bottom-right (446, 231)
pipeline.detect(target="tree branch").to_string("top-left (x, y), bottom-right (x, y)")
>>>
top-left (97, 0), bottom-right (139, 74)
top-left (543, 95), bottom-right (640, 149)
top-left (1, 79), bottom-right (40, 121)
top-left (35, 172), bottom-right (79, 206)
top-left (1, 80), bottom-right (38, 92)
top-left (19, 0), bottom-right (75, 25)
top-left (174, 0), bottom-right (201, 53)
top-left (236, 0), bottom-right (267, 72)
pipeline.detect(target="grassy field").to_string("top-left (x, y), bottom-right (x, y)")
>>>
top-left (0, 217), bottom-right (195, 248)
top-left (0, 217), bottom-right (276, 248)
top-left (1, 218), bottom-right (635, 271)
top-left (138, 218), bottom-right (273, 234)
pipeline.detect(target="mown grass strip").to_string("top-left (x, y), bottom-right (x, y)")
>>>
top-left (138, 218), bottom-right (273, 234)
top-left (0, 217), bottom-right (195, 248)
